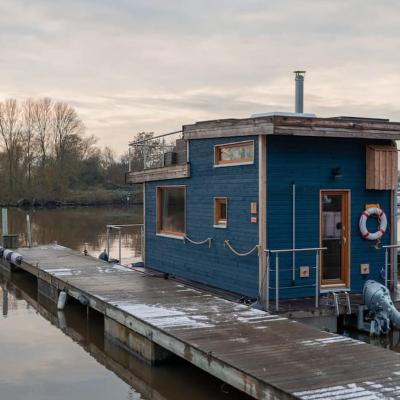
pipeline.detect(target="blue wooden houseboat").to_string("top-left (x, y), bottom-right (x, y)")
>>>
top-left (127, 108), bottom-right (400, 312)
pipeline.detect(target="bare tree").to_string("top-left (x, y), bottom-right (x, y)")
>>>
top-left (0, 99), bottom-right (22, 193)
top-left (52, 101), bottom-right (84, 161)
top-left (34, 98), bottom-right (52, 167)
top-left (22, 98), bottom-right (36, 187)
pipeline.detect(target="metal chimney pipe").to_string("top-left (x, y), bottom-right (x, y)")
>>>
top-left (294, 71), bottom-right (306, 113)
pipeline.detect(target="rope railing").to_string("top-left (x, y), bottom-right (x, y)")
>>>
top-left (223, 240), bottom-right (260, 257)
top-left (184, 235), bottom-right (212, 248)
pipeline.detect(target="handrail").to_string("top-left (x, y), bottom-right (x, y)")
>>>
top-left (264, 246), bottom-right (327, 311)
top-left (224, 240), bottom-right (260, 257)
top-left (129, 130), bottom-right (182, 146)
top-left (106, 224), bottom-right (144, 264)
top-left (382, 244), bottom-right (400, 289)
top-left (184, 235), bottom-right (212, 248)
top-left (107, 224), bottom-right (144, 229)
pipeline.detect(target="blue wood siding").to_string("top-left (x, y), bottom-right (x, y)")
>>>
top-left (145, 134), bottom-right (392, 301)
top-left (145, 136), bottom-right (260, 298)
top-left (267, 136), bottom-right (392, 299)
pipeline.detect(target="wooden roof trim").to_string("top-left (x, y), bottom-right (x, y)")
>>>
top-left (273, 126), bottom-right (400, 140)
top-left (183, 116), bottom-right (400, 140)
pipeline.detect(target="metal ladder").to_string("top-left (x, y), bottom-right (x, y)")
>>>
top-left (328, 291), bottom-right (352, 316)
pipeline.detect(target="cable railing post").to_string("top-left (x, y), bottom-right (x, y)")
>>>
top-left (275, 253), bottom-right (279, 311)
top-left (266, 251), bottom-right (270, 312)
top-left (162, 137), bottom-right (165, 167)
top-left (118, 229), bottom-right (122, 264)
top-left (385, 247), bottom-right (388, 288)
top-left (315, 250), bottom-right (319, 309)
top-left (106, 226), bottom-right (110, 259)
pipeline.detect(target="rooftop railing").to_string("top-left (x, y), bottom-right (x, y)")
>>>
top-left (128, 130), bottom-right (186, 172)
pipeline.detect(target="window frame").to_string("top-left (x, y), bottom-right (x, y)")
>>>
top-left (214, 140), bottom-right (255, 167)
top-left (156, 185), bottom-right (186, 239)
top-left (214, 197), bottom-right (228, 228)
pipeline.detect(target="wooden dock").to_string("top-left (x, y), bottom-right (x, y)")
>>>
top-left (4, 244), bottom-right (400, 400)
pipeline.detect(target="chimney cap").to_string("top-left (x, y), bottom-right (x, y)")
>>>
top-left (293, 70), bottom-right (306, 76)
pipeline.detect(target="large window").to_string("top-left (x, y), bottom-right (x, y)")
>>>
top-left (214, 140), bottom-right (254, 166)
top-left (157, 186), bottom-right (186, 237)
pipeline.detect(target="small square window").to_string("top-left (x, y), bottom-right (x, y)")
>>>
top-left (214, 198), bottom-right (227, 228)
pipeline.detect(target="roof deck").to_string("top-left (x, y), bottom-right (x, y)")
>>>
top-left (126, 130), bottom-right (190, 184)
top-left (126, 115), bottom-right (400, 184)
top-left (184, 114), bottom-right (400, 140)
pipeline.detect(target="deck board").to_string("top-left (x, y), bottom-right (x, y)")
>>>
top-left (9, 244), bottom-right (400, 399)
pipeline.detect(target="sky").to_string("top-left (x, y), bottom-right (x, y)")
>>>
top-left (0, 0), bottom-right (399, 154)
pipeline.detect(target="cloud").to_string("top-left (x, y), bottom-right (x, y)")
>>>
top-left (0, 0), bottom-right (399, 153)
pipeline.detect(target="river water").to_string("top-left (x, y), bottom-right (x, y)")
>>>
top-left (0, 206), bottom-right (250, 400)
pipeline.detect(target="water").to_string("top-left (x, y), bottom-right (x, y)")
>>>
top-left (5, 206), bottom-right (144, 265)
top-left (0, 206), bottom-right (250, 400)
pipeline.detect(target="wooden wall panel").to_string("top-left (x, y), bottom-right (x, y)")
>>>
top-left (366, 145), bottom-right (397, 190)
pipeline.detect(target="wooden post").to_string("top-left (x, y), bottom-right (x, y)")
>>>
top-left (104, 316), bottom-right (173, 365)
top-left (258, 135), bottom-right (267, 309)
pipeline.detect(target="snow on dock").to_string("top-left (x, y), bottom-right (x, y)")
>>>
top-left (6, 244), bottom-right (400, 400)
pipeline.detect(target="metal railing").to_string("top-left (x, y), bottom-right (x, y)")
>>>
top-left (382, 244), bottom-right (400, 289)
top-left (128, 130), bottom-right (185, 172)
top-left (265, 247), bottom-right (326, 311)
top-left (106, 224), bottom-right (144, 264)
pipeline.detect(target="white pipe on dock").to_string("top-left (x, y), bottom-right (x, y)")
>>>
top-left (2, 208), bottom-right (8, 236)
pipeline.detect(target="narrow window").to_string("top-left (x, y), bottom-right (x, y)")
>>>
top-left (214, 140), bottom-right (254, 166)
top-left (214, 198), bottom-right (227, 228)
top-left (157, 186), bottom-right (185, 237)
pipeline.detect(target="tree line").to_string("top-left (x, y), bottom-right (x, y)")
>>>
top-left (0, 98), bottom-right (130, 205)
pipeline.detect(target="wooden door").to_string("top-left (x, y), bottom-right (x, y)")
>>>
top-left (320, 191), bottom-right (350, 287)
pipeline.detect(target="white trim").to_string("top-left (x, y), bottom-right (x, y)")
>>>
top-left (156, 233), bottom-right (185, 240)
top-left (213, 224), bottom-right (227, 229)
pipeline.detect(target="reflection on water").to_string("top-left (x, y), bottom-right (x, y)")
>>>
top-left (342, 328), bottom-right (400, 352)
top-left (4, 206), bottom-right (144, 265)
top-left (0, 271), bottom-right (250, 400)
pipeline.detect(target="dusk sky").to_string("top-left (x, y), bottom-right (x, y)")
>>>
top-left (1, 0), bottom-right (399, 154)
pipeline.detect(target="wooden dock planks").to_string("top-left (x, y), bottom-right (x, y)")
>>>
top-left (9, 244), bottom-right (400, 399)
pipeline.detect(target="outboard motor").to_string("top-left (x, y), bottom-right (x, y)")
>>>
top-left (362, 280), bottom-right (400, 335)
top-left (99, 249), bottom-right (109, 262)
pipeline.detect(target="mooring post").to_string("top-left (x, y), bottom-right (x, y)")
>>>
top-left (2, 208), bottom-right (8, 236)
top-left (26, 214), bottom-right (32, 247)
top-left (104, 316), bottom-right (173, 365)
top-left (2, 287), bottom-right (8, 317)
